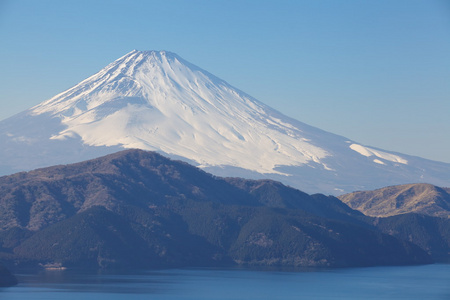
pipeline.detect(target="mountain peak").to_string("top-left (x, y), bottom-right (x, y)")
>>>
top-left (27, 50), bottom-right (333, 179)
top-left (339, 183), bottom-right (450, 218)
top-left (1, 50), bottom-right (450, 194)
top-left (121, 49), bottom-right (178, 61)
top-left (31, 50), bottom-right (190, 117)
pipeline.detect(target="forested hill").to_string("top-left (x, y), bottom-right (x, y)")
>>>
top-left (0, 149), bottom-right (434, 269)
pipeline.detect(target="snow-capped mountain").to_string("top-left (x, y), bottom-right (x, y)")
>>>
top-left (1, 50), bottom-right (449, 194)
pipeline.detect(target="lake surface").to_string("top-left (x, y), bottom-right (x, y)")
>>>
top-left (1, 264), bottom-right (450, 299)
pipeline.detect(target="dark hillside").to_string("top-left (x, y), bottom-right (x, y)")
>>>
top-left (0, 149), bottom-right (433, 269)
top-left (0, 262), bottom-right (17, 287)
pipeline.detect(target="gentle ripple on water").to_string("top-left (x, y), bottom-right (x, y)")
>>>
top-left (1, 264), bottom-right (450, 299)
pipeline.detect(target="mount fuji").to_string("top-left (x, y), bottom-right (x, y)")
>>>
top-left (1, 50), bottom-right (449, 195)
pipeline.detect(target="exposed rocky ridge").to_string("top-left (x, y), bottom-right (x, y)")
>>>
top-left (0, 149), bottom-right (431, 269)
top-left (339, 183), bottom-right (450, 218)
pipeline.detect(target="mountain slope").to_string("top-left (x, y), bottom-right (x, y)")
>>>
top-left (339, 183), bottom-right (450, 218)
top-left (371, 213), bottom-right (450, 262)
top-left (0, 149), bottom-right (431, 268)
top-left (1, 50), bottom-right (449, 194)
top-left (0, 263), bottom-right (17, 287)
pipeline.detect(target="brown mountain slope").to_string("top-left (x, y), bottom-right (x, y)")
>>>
top-left (338, 183), bottom-right (450, 218)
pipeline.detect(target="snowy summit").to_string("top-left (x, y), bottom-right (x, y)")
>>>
top-left (31, 50), bottom-right (330, 175)
top-left (1, 50), bottom-right (449, 194)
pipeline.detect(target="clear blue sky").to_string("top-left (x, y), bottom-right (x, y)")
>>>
top-left (1, 0), bottom-right (449, 162)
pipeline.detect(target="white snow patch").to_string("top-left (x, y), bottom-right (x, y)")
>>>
top-left (350, 144), bottom-right (408, 165)
top-left (373, 159), bottom-right (385, 165)
top-left (50, 131), bottom-right (78, 140)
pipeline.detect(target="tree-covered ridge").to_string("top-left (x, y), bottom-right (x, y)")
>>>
top-left (0, 262), bottom-right (17, 287)
top-left (0, 149), bottom-right (444, 270)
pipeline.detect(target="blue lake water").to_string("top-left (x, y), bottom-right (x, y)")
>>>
top-left (1, 264), bottom-right (450, 299)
